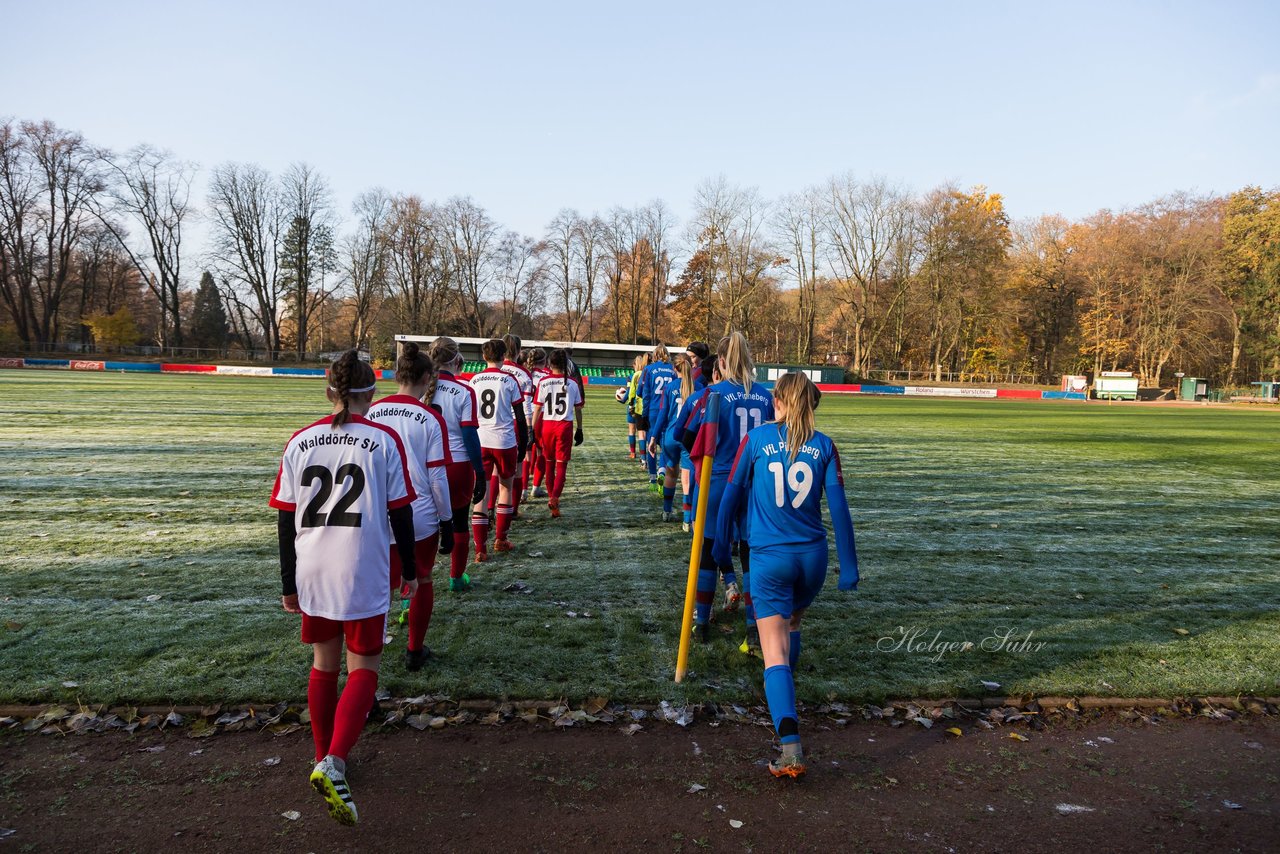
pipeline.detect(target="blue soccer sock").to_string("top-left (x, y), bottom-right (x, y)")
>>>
top-left (789, 631), bottom-right (801, 668)
top-left (742, 571), bottom-right (756, 629)
top-left (628, 435), bottom-right (636, 453)
top-left (721, 569), bottom-right (737, 588)
top-left (763, 665), bottom-right (800, 745)
top-left (647, 449), bottom-right (658, 477)
top-left (662, 487), bottom-right (675, 513)
top-left (695, 568), bottom-right (717, 625)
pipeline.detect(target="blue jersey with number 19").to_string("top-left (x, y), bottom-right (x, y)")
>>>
top-left (714, 422), bottom-right (858, 590)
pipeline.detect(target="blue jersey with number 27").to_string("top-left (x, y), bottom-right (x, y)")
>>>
top-left (714, 422), bottom-right (859, 590)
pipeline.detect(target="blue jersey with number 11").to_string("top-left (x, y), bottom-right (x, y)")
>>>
top-left (703, 380), bottom-right (774, 478)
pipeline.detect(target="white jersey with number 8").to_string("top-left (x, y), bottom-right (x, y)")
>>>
top-left (468, 368), bottom-right (523, 449)
top-left (269, 415), bottom-right (415, 621)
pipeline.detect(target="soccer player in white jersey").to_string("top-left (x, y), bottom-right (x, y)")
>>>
top-left (427, 337), bottom-right (487, 592)
top-left (531, 348), bottom-right (584, 517)
top-left (366, 342), bottom-right (454, 671)
top-left (499, 334), bottom-right (534, 517)
top-left (270, 350), bottom-right (417, 825)
top-left (523, 347), bottom-right (551, 499)
top-left (467, 339), bottom-right (528, 560)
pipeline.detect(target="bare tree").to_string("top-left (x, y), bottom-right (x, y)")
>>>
top-left (541, 209), bottom-right (597, 342)
top-left (641, 199), bottom-right (674, 344)
top-left (442, 196), bottom-right (499, 336)
top-left (0, 120), bottom-right (106, 344)
top-left (381, 195), bottom-right (452, 334)
top-left (98, 145), bottom-right (194, 347)
top-left (826, 174), bottom-right (914, 373)
top-left (688, 177), bottom-right (780, 335)
top-left (279, 163), bottom-right (338, 357)
top-left (776, 186), bottom-right (826, 362)
top-left (207, 162), bottom-right (285, 356)
top-left (494, 230), bottom-right (540, 334)
top-left (342, 189), bottom-right (390, 349)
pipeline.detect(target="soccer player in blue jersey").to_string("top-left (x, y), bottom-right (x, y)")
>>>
top-left (637, 345), bottom-right (679, 490)
top-left (648, 357), bottom-right (693, 522)
top-left (713, 372), bottom-right (858, 778)
top-left (680, 332), bottom-right (774, 641)
top-left (685, 341), bottom-right (711, 392)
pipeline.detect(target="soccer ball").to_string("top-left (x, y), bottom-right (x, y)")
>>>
top-left (614, 386), bottom-right (628, 404)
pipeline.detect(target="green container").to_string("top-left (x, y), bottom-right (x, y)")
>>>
top-left (1179, 376), bottom-right (1208, 401)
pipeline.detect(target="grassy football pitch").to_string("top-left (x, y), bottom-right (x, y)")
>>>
top-left (1, 370), bottom-right (1277, 706)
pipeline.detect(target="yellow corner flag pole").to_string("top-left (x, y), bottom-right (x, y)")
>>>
top-left (675, 393), bottom-right (720, 683)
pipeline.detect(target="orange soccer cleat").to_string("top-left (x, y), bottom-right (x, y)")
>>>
top-left (494, 539), bottom-right (513, 552)
top-left (548, 501), bottom-right (561, 519)
top-left (474, 550), bottom-right (489, 563)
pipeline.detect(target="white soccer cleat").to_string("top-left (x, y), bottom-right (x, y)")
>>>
top-left (724, 581), bottom-right (742, 612)
top-left (310, 755), bottom-right (358, 825)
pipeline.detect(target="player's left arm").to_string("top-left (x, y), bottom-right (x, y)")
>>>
top-left (512, 391), bottom-right (529, 461)
top-left (277, 509), bottom-right (301, 612)
top-left (573, 382), bottom-right (585, 445)
top-left (824, 446), bottom-right (859, 591)
top-left (712, 436), bottom-right (752, 567)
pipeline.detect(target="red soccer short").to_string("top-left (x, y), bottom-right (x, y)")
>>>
top-left (481, 445), bottom-right (518, 481)
top-left (389, 533), bottom-right (439, 590)
top-left (445, 460), bottom-right (475, 509)
top-left (300, 612), bottom-right (385, 656)
top-left (540, 420), bottom-right (575, 462)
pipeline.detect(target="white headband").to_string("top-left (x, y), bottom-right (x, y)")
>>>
top-left (328, 383), bottom-right (378, 394)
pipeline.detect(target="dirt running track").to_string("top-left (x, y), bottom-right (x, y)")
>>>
top-left (1, 715), bottom-right (1277, 853)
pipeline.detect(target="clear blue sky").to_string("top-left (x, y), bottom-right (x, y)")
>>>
top-left (3, 0), bottom-right (1277, 239)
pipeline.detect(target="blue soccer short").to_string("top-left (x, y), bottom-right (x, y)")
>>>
top-left (661, 438), bottom-right (682, 471)
top-left (626, 409), bottom-right (635, 425)
top-left (748, 541), bottom-right (829, 620)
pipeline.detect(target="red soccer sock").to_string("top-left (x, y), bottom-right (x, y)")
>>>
top-left (471, 513), bottom-right (490, 552)
top-left (543, 460), bottom-right (558, 499)
top-left (328, 668), bottom-right (377, 762)
top-left (487, 475), bottom-right (498, 511)
top-left (307, 667), bottom-right (339, 762)
top-left (495, 503), bottom-right (514, 540)
top-left (511, 477), bottom-right (523, 514)
top-left (408, 581), bottom-right (434, 651)
top-left (551, 460), bottom-right (568, 500)
top-left (450, 530), bottom-right (469, 579)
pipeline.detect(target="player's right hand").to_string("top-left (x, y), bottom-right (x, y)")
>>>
top-left (402, 577), bottom-right (419, 598)
top-left (438, 531), bottom-right (454, 555)
top-left (471, 479), bottom-right (487, 505)
top-left (281, 594), bottom-right (301, 614)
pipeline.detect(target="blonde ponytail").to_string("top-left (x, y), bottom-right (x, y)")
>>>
top-left (772, 372), bottom-right (821, 462)
top-left (716, 331), bottom-right (756, 390)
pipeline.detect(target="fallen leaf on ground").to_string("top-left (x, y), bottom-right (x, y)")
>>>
top-left (687, 783), bottom-right (706, 793)
top-left (980, 680), bottom-right (1001, 690)
top-left (4, 620), bottom-right (23, 632)
top-left (62, 681), bottom-right (79, 688)
top-left (263, 756), bottom-right (281, 766)
top-left (1223, 800), bottom-right (1243, 810)
top-left (1243, 741), bottom-right (1263, 750)
top-left (729, 819), bottom-right (744, 829)
top-left (1056, 803), bottom-right (1095, 814)
top-left (946, 727), bottom-right (963, 737)
top-left (1173, 628), bottom-right (1190, 636)
top-left (145, 594), bottom-right (162, 602)
top-left (1007, 732), bottom-right (1029, 742)
top-left (282, 810), bottom-right (301, 821)
top-left (620, 723), bottom-right (642, 736)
